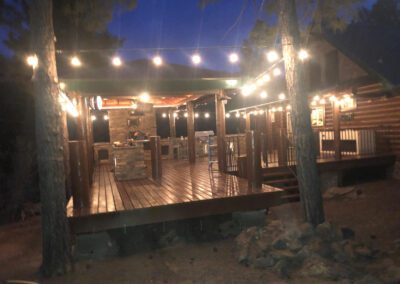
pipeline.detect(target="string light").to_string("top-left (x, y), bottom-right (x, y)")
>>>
top-left (153, 55), bottom-right (163, 66)
top-left (273, 67), bottom-right (281, 76)
top-left (225, 113), bottom-right (231, 118)
top-left (242, 113), bottom-right (247, 118)
top-left (329, 95), bottom-right (337, 102)
top-left (228, 52), bottom-right (239, 63)
top-left (298, 49), bottom-right (309, 61)
top-left (258, 109), bottom-right (264, 115)
top-left (260, 91), bottom-right (268, 99)
top-left (59, 82), bottom-right (66, 90)
top-left (320, 98), bottom-right (326, 105)
top-left (286, 105), bottom-right (292, 110)
top-left (26, 54), bottom-right (38, 69)
top-left (70, 56), bottom-right (82, 67)
top-left (91, 115), bottom-right (97, 121)
top-left (262, 74), bottom-right (271, 82)
top-left (313, 95), bottom-right (320, 101)
top-left (235, 112), bottom-right (240, 118)
top-left (278, 93), bottom-right (286, 100)
top-left (271, 107), bottom-right (276, 112)
top-left (204, 112), bottom-right (210, 118)
top-left (104, 114), bottom-right (109, 120)
top-left (225, 79), bottom-right (238, 87)
top-left (277, 106), bottom-right (283, 112)
top-left (139, 92), bottom-right (150, 103)
top-left (191, 54), bottom-right (201, 65)
top-left (112, 56), bottom-right (122, 67)
top-left (266, 50), bottom-right (279, 63)
top-left (184, 112), bottom-right (188, 118)
top-left (241, 84), bottom-right (256, 96)
top-left (311, 100), bottom-right (317, 106)
top-left (173, 112), bottom-right (178, 118)
top-left (162, 113), bottom-right (167, 118)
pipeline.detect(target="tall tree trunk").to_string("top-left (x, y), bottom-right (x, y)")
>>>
top-left (279, 0), bottom-right (325, 226)
top-left (30, 0), bottom-right (71, 276)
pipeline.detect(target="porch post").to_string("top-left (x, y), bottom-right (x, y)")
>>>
top-left (246, 130), bottom-right (262, 189)
top-left (332, 100), bottom-right (342, 160)
top-left (266, 108), bottom-right (274, 153)
top-left (73, 94), bottom-right (90, 207)
top-left (215, 91), bottom-right (227, 172)
top-left (84, 97), bottom-right (94, 184)
top-left (187, 101), bottom-right (196, 164)
top-left (168, 108), bottom-right (176, 138)
top-left (245, 112), bottom-right (251, 132)
top-left (278, 109), bottom-right (288, 166)
top-left (150, 136), bottom-right (162, 181)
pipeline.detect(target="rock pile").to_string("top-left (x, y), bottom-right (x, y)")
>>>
top-left (235, 220), bottom-right (400, 282)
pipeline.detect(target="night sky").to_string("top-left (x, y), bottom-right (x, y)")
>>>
top-left (0, 0), bottom-right (377, 72)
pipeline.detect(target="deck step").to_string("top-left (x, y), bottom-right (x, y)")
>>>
top-left (265, 178), bottom-right (298, 185)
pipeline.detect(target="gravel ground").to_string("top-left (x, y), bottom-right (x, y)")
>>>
top-left (0, 178), bottom-right (399, 283)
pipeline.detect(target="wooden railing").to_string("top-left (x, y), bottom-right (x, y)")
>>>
top-left (224, 127), bottom-right (396, 172)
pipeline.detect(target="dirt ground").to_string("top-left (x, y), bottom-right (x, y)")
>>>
top-left (0, 178), bottom-right (399, 283)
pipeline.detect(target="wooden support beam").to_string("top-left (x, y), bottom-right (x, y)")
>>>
top-left (187, 101), bottom-right (196, 164)
top-left (246, 131), bottom-right (262, 189)
top-left (150, 136), bottom-right (162, 181)
top-left (168, 108), bottom-right (176, 138)
top-left (245, 113), bottom-right (251, 132)
top-left (215, 91), bottom-right (227, 172)
top-left (265, 108), bottom-right (274, 153)
top-left (69, 140), bottom-right (90, 208)
top-left (277, 110), bottom-right (288, 166)
top-left (84, 97), bottom-right (94, 184)
top-left (332, 101), bottom-right (342, 160)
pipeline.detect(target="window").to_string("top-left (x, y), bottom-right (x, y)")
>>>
top-left (325, 50), bottom-right (339, 86)
top-left (340, 95), bottom-right (356, 112)
top-left (311, 107), bottom-right (324, 127)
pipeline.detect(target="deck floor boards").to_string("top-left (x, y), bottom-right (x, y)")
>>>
top-left (67, 159), bottom-right (285, 233)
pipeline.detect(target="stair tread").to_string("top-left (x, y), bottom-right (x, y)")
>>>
top-left (265, 178), bottom-right (298, 184)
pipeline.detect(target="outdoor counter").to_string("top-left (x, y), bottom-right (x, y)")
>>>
top-left (112, 141), bottom-right (147, 180)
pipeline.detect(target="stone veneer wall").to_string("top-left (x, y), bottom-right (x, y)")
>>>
top-left (108, 104), bottom-right (157, 144)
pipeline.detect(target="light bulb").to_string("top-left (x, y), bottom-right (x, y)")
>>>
top-left (225, 113), bottom-right (231, 118)
top-left (112, 56), bottom-right (122, 67)
top-left (298, 49), bottom-right (309, 61)
top-left (139, 92), bottom-right (150, 103)
top-left (260, 91), bottom-right (268, 99)
top-left (70, 56), bottom-right (82, 67)
top-left (266, 50), bottom-right (279, 63)
top-left (278, 93), bottom-right (286, 100)
top-left (228, 52), bottom-right (239, 63)
top-left (153, 55), bottom-right (163, 66)
top-left (191, 54), bottom-right (201, 65)
top-left (26, 55), bottom-right (38, 69)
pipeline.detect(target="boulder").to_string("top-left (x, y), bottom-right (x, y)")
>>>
top-left (272, 238), bottom-right (287, 250)
top-left (235, 227), bottom-right (258, 264)
top-left (299, 254), bottom-right (351, 280)
top-left (253, 255), bottom-right (276, 269)
top-left (316, 222), bottom-right (341, 242)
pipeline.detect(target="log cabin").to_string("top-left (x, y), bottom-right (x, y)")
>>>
top-left (61, 26), bottom-right (399, 234)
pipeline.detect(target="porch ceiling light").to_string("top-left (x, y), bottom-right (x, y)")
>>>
top-left (204, 112), bottom-right (210, 118)
top-left (139, 92), bottom-right (150, 103)
top-left (225, 113), bottom-right (231, 118)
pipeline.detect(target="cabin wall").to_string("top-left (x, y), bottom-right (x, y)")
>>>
top-left (108, 104), bottom-right (157, 144)
top-left (323, 94), bottom-right (400, 156)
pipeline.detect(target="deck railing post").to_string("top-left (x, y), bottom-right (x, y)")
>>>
top-left (215, 91), bottom-right (227, 172)
top-left (150, 136), bottom-right (162, 181)
top-left (332, 100), bottom-right (342, 160)
top-left (246, 131), bottom-right (262, 189)
top-left (69, 140), bottom-right (90, 209)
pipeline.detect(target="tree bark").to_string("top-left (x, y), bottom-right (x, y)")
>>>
top-left (279, 0), bottom-right (325, 226)
top-left (30, 0), bottom-right (71, 276)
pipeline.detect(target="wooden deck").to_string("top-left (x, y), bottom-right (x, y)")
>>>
top-left (67, 159), bottom-right (284, 233)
